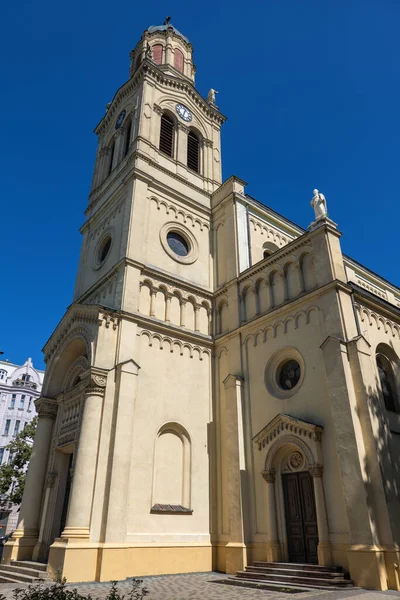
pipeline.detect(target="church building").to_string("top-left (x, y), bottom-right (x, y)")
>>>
top-left (4, 21), bottom-right (400, 591)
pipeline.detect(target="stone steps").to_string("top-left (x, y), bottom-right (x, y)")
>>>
top-left (0, 561), bottom-right (50, 585)
top-left (253, 560), bottom-right (342, 572)
top-left (224, 561), bottom-right (354, 591)
top-left (246, 565), bottom-right (345, 579)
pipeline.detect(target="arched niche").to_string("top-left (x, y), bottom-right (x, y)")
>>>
top-left (152, 422), bottom-right (191, 509)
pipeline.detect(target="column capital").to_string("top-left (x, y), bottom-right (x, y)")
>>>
top-left (202, 138), bottom-right (213, 148)
top-left (80, 367), bottom-right (108, 397)
top-left (309, 464), bottom-right (324, 478)
top-left (262, 469), bottom-right (276, 483)
top-left (35, 397), bottom-right (58, 420)
top-left (177, 122), bottom-right (189, 133)
top-left (153, 103), bottom-right (163, 116)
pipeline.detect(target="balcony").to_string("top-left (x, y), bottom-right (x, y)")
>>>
top-left (13, 379), bottom-right (37, 389)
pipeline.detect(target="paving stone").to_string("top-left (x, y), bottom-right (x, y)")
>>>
top-left (0, 572), bottom-right (399, 600)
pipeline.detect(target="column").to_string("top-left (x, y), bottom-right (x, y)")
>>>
top-left (61, 370), bottom-right (107, 539)
top-left (32, 471), bottom-right (57, 561)
top-left (180, 299), bottom-right (187, 327)
top-left (3, 398), bottom-right (58, 562)
top-left (262, 470), bottom-right (281, 561)
top-left (295, 264), bottom-right (305, 294)
top-left (149, 289), bottom-right (156, 317)
top-left (176, 122), bottom-right (188, 165)
top-left (310, 465), bottom-right (332, 565)
top-left (165, 294), bottom-right (171, 322)
top-left (194, 305), bottom-right (200, 332)
top-left (15, 398), bottom-right (58, 537)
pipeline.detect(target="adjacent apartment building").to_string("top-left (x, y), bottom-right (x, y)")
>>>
top-left (0, 358), bottom-right (44, 533)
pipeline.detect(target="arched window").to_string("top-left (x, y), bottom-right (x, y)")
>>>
top-left (108, 141), bottom-right (115, 176)
top-left (187, 130), bottom-right (200, 172)
top-left (0, 370), bottom-right (6, 381)
top-left (262, 242), bottom-right (279, 261)
top-left (174, 49), bottom-right (184, 73)
top-left (152, 44), bottom-right (163, 65)
top-left (124, 120), bottom-right (132, 157)
top-left (159, 113), bottom-right (174, 157)
top-left (377, 354), bottom-right (399, 413)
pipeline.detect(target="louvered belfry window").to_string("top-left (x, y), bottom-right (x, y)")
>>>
top-left (187, 130), bottom-right (200, 172)
top-left (159, 113), bottom-right (174, 157)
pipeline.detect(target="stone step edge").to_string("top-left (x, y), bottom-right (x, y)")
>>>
top-left (0, 575), bottom-right (30, 586)
top-left (0, 570), bottom-right (46, 584)
top-left (215, 577), bottom-right (318, 593)
top-left (11, 561), bottom-right (48, 572)
top-left (237, 571), bottom-right (353, 586)
top-left (246, 566), bottom-right (346, 578)
top-left (0, 565), bottom-right (49, 578)
top-left (230, 576), bottom-right (355, 591)
top-left (253, 561), bottom-right (342, 572)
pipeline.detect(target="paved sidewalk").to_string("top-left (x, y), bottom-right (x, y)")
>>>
top-left (1, 572), bottom-right (400, 600)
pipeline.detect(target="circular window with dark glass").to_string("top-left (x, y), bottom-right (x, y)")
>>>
top-left (167, 231), bottom-right (189, 257)
top-left (99, 235), bottom-right (112, 264)
top-left (277, 360), bottom-right (301, 390)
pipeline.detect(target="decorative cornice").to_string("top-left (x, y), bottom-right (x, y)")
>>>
top-left (253, 413), bottom-right (323, 451)
top-left (95, 61), bottom-right (226, 137)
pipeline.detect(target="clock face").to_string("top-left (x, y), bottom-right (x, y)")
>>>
top-left (176, 104), bottom-right (192, 122)
top-left (115, 110), bottom-right (126, 129)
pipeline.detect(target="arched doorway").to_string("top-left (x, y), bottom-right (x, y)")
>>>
top-left (255, 414), bottom-right (331, 566)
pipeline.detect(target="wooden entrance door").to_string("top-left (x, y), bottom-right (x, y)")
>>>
top-left (282, 471), bottom-right (318, 564)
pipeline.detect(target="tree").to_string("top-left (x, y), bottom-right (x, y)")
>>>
top-left (0, 416), bottom-right (37, 505)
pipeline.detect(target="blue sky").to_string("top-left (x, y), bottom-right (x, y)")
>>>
top-left (1, 0), bottom-right (399, 370)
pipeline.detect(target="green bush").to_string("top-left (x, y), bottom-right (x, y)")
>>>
top-left (10, 579), bottom-right (149, 600)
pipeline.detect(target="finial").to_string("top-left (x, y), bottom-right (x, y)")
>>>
top-left (163, 16), bottom-right (171, 25)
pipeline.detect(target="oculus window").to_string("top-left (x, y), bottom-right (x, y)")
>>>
top-left (167, 231), bottom-right (189, 257)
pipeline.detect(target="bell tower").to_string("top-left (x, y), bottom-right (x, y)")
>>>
top-left (73, 20), bottom-right (226, 307)
top-left (4, 22), bottom-right (226, 581)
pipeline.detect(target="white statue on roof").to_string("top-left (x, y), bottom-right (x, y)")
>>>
top-left (311, 189), bottom-right (328, 220)
top-left (206, 88), bottom-right (218, 106)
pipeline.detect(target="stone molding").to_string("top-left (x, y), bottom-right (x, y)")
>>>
top-left (309, 464), bottom-right (324, 478)
top-left (153, 103), bottom-right (163, 116)
top-left (138, 329), bottom-right (211, 360)
top-left (95, 62), bottom-right (225, 139)
top-left (81, 367), bottom-right (108, 395)
top-left (177, 122), bottom-right (188, 133)
top-left (253, 413), bottom-right (323, 451)
top-left (149, 196), bottom-right (209, 232)
top-left (35, 398), bottom-right (58, 420)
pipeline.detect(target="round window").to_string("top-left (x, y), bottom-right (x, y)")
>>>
top-left (166, 231), bottom-right (189, 257)
top-left (277, 360), bottom-right (301, 390)
top-left (99, 235), bottom-right (112, 264)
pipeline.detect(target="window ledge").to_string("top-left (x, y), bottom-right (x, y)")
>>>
top-left (150, 504), bottom-right (192, 515)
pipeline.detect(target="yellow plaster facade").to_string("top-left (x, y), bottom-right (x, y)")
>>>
top-left (4, 21), bottom-right (400, 591)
